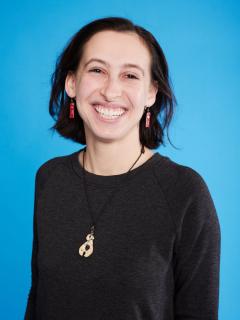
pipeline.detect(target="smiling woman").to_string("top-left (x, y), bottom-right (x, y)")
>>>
top-left (24, 16), bottom-right (221, 320)
top-left (64, 29), bottom-right (162, 154)
top-left (49, 17), bottom-right (176, 152)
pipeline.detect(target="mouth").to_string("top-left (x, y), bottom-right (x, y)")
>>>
top-left (92, 103), bottom-right (128, 120)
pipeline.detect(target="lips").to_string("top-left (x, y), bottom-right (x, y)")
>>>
top-left (91, 101), bottom-right (128, 111)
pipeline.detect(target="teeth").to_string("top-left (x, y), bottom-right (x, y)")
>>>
top-left (94, 104), bottom-right (126, 116)
top-left (98, 113), bottom-right (121, 119)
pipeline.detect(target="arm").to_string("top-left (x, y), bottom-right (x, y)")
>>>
top-left (173, 173), bottom-right (221, 320)
top-left (24, 170), bottom-right (41, 320)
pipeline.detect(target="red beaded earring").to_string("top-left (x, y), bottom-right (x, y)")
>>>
top-left (69, 98), bottom-right (75, 119)
top-left (145, 106), bottom-right (151, 128)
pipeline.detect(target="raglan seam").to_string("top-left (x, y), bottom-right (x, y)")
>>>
top-left (36, 157), bottom-right (72, 201)
top-left (151, 163), bottom-right (178, 237)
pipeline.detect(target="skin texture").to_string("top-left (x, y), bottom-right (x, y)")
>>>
top-left (65, 30), bottom-right (158, 175)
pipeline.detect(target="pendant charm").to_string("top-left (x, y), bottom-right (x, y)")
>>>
top-left (79, 225), bottom-right (95, 257)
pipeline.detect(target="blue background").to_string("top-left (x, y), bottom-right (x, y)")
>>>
top-left (0, 1), bottom-right (239, 319)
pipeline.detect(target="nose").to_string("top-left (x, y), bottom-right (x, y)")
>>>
top-left (100, 76), bottom-right (122, 100)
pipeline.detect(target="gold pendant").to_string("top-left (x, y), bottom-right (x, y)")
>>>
top-left (79, 226), bottom-right (95, 257)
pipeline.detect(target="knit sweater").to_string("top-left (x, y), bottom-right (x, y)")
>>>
top-left (24, 148), bottom-right (221, 320)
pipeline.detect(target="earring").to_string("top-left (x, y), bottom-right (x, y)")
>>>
top-left (69, 98), bottom-right (75, 119)
top-left (145, 106), bottom-right (151, 128)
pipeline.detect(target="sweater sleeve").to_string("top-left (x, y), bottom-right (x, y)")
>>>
top-left (173, 170), bottom-right (221, 320)
top-left (24, 169), bottom-right (41, 320)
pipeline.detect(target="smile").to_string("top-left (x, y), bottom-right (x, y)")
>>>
top-left (93, 104), bottom-right (127, 118)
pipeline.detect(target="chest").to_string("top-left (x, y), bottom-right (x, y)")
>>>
top-left (36, 178), bottom-right (175, 301)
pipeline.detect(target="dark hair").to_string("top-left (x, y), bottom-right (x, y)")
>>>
top-left (49, 16), bottom-right (177, 149)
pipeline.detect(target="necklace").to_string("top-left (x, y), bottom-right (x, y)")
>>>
top-left (79, 144), bottom-right (145, 257)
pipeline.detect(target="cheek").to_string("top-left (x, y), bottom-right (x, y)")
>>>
top-left (76, 77), bottom-right (99, 99)
top-left (127, 90), bottom-right (145, 110)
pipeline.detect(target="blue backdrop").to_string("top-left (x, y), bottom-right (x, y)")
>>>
top-left (0, 1), bottom-right (239, 319)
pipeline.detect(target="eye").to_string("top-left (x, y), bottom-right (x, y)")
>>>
top-left (126, 74), bottom-right (138, 80)
top-left (89, 68), bottom-right (102, 73)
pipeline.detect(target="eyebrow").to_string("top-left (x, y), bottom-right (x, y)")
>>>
top-left (83, 58), bottom-right (145, 76)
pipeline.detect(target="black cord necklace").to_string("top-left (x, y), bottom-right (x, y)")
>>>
top-left (79, 144), bottom-right (145, 257)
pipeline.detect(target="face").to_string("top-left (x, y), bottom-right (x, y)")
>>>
top-left (65, 30), bottom-right (158, 144)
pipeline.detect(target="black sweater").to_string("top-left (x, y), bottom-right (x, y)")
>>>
top-left (24, 149), bottom-right (221, 320)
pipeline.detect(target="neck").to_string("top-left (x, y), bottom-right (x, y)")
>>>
top-left (79, 140), bottom-right (154, 176)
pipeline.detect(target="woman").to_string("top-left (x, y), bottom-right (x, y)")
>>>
top-left (24, 17), bottom-right (221, 320)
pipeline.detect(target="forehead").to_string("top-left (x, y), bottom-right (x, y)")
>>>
top-left (81, 30), bottom-right (151, 70)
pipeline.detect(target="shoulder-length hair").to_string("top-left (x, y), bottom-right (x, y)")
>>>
top-left (49, 16), bottom-right (177, 149)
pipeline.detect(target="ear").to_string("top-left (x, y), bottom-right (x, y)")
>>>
top-left (146, 80), bottom-right (158, 107)
top-left (65, 71), bottom-right (77, 98)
